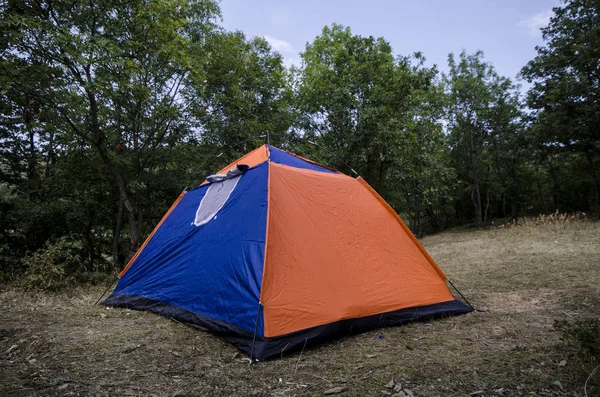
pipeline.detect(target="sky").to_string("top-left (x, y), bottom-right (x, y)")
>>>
top-left (219, 0), bottom-right (563, 88)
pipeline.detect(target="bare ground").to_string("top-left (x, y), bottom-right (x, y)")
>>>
top-left (1, 220), bottom-right (599, 396)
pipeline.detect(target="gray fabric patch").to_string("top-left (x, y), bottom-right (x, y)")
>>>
top-left (193, 175), bottom-right (242, 226)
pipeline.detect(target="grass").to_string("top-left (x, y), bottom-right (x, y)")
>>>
top-left (1, 217), bottom-right (599, 396)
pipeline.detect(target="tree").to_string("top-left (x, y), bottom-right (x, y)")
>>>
top-left (296, 25), bottom-right (460, 234)
top-left (297, 25), bottom-right (434, 186)
top-left (193, 31), bottom-right (294, 163)
top-left (382, 59), bottom-right (453, 235)
top-left (520, 0), bottom-right (600, 218)
top-left (445, 51), bottom-right (523, 226)
top-left (296, 24), bottom-right (399, 182)
top-left (1, 0), bottom-right (221, 266)
top-left (485, 80), bottom-right (526, 220)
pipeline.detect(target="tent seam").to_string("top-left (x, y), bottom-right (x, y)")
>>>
top-left (257, 148), bottom-right (272, 334)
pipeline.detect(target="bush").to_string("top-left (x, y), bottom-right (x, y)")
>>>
top-left (555, 318), bottom-right (600, 364)
top-left (20, 236), bottom-right (108, 290)
top-left (0, 186), bottom-right (28, 282)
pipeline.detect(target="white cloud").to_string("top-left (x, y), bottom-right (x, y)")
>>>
top-left (283, 57), bottom-right (302, 69)
top-left (263, 35), bottom-right (294, 53)
top-left (520, 10), bottom-right (553, 37)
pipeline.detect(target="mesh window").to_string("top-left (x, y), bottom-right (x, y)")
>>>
top-left (193, 175), bottom-right (242, 226)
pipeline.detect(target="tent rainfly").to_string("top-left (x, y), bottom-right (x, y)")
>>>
top-left (103, 145), bottom-right (472, 361)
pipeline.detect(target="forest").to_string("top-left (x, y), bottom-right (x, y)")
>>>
top-left (0, 0), bottom-right (599, 284)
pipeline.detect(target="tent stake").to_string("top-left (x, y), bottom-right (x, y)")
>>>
top-left (447, 279), bottom-right (475, 311)
top-left (95, 276), bottom-right (118, 305)
top-left (249, 302), bottom-right (262, 364)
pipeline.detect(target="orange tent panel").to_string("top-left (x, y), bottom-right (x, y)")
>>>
top-left (261, 162), bottom-right (454, 337)
top-left (201, 145), bottom-right (269, 185)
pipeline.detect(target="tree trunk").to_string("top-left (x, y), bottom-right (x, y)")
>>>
top-left (87, 86), bottom-right (141, 262)
top-left (594, 180), bottom-right (600, 220)
top-left (404, 179), bottom-right (413, 232)
top-left (471, 171), bottom-right (483, 227)
top-left (415, 192), bottom-right (422, 237)
top-left (468, 130), bottom-right (483, 227)
top-left (84, 220), bottom-right (95, 272)
top-left (45, 131), bottom-right (56, 178)
top-left (546, 159), bottom-right (561, 212)
top-left (27, 127), bottom-right (37, 181)
top-left (536, 180), bottom-right (546, 214)
top-left (511, 189), bottom-right (518, 220)
top-left (406, 193), bottom-right (413, 230)
top-left (483, 186), bottom-right (490, 225)
top-left (131, 200), bottom-right (142, 259)
top-left (378, 160), bottom-right (384, 195)
top-left (113, 196), bottom-right (124, 270)
top-left (53, 62), bottom-right (143, 267)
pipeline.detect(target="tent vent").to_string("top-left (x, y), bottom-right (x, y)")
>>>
top-left (194, 175), bottom-right (242, 226)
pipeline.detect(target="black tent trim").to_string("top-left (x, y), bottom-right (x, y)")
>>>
top-left (103, 294), bottom-right (472, 361)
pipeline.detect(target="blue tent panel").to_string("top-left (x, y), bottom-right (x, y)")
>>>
top-left (112, 162), bottom-right (269, 334)
top-left (267, 145), bottom-right (337, 174)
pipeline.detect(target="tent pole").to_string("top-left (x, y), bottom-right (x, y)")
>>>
top-left (447, 279), bottom-right (474, 311)
top-left (305, 139), bottom-right (359, 177)
top-left (249, 302), bottom-right (262, 363)
top-left (95, 276), bottom-right (118, 305)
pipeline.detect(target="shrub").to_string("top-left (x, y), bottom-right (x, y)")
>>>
top-left (0, 186), bottom-right (28, 282)
top-left (20, 236), bottom-right (92, 290)
top-left (555, 318), bottom-right (600, 364)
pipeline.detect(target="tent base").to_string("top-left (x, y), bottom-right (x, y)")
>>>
top-left (103, 294), bottom-right (472, 361)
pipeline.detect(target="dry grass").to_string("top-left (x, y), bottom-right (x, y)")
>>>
top-left (1, 219), bottom-right (599, 396)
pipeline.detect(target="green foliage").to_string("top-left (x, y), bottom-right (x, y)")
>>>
top-left (444, 51), bottom-right (525, 226)
top-left (193, 31), bottom-right (294, 158)
top-left (295, 24), bottom-right (454, 234)
top-left (297, 24), bottom-right (399, 174)
top-left (0, 186), bottom-right (26, 281)
top-left (0, 0), bottom-right (597, 283)
top-left (0, 0), bottom-right (223, 266)
top-left (556, 318), bottom-right (600, 364)
top-left (20, 236), bottom-right (110, 290)
top-left (521, 0), bottom-right (600, 217)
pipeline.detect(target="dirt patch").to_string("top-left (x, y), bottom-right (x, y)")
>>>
top-left (1, 221), bottom-right (599, 396)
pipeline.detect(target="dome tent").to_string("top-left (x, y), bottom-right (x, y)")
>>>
top-left (103, 145), bottom-right (472, 361)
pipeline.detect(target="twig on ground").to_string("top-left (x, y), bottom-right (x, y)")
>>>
top-left (584, 365), bottom-right (599, 397)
